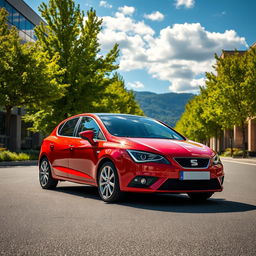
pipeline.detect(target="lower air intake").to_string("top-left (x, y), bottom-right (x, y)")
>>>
top-left (158, 178), bottom-right (221, 191)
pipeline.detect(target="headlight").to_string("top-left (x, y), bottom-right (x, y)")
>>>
top-left (127, 150), bottom-right (169, 164)
top-left (212, 154), bottom-right (222, 165)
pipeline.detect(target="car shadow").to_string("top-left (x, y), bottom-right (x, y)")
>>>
top-left (55, 185), bottom-right (256, 214)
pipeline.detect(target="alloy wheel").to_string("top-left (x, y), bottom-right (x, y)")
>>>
top-left (99, 165), bottom-right (115, 200)
top-left (40, 159), bottom-right (50, 187)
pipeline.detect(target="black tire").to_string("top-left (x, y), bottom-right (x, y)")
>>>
top-left (39, 157), bottom-right (58, 189)
top-left (187, 192), bottom-right (214, 201)
top-left (98, 161), bottom-right (124, 203)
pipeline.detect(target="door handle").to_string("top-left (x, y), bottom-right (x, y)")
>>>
top-left (50, 143), bottom-right (54, 150)
top-left (69, 145), bottom-right (74, 151)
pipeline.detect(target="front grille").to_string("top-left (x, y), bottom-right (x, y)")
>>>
top-left (174, 157), bottom-right (210, 168)
top-left (158, 179), bottom-right (221, 191)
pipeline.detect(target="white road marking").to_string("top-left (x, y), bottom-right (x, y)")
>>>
top-left (222, 159), bottom-right (256, 166)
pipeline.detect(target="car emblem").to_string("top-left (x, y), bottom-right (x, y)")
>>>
top-left (190, 159), bottom-right (198, 166)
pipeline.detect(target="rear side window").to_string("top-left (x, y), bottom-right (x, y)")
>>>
top-left (58, 117), bottom-right (79, 137)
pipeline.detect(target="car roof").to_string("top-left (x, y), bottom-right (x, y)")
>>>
top-left (93, 113), bottom-right (144, 118)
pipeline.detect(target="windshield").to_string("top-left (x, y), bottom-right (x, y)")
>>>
top-left (98, 115), bottom-right (185, 140)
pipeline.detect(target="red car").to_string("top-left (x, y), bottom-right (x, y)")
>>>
top-left (39, 113), bottom-right (224, 202)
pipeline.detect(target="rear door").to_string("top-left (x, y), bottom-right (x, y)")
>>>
top-left (51, 117), bottom-right (80, 178)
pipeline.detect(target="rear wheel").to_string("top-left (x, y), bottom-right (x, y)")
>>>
top-left (187, 192), bottom-right (214, 201)
top-left (39, 158), bottom-right (58, 189)
top-left (98, 161), bottom-right (123, 203)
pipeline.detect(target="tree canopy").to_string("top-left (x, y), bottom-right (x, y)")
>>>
top-left (25, 0), bottom-right (143, 134)
top-left (175, 48), bottom-right (256, 153)
top-left (0, 8), bottom-right (66, 137)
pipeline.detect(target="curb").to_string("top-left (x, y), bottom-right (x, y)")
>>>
top-left (0, 160), bottom-right (38, 167)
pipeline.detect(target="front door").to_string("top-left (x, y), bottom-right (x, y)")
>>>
top-left (68, 116), bottom-right (105, 184)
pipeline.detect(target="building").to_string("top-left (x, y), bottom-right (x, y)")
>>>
top-left (209, 43), bottom-right (256, 156)
top-left (0, 0), bottom-right (45, 151)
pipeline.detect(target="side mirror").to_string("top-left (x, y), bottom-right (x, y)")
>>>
top-left (79, 130), bottom-right (96, 145)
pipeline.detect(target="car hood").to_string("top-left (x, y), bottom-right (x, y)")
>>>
top-left (121, 138), bottom-right (214, 158)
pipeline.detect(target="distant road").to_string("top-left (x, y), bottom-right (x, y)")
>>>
top-left (0, 161), bottom-right (255, 255)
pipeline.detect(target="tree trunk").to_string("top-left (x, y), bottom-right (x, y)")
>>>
top-left (241, 122), bottom-right (247, 158)
top-left (219, 131), bottom-right (223, 155)
top-left (215, 128), bottom-right (219, 153)
top-left (230, 134), bottom-right (234, 157)
top-left (5, 106), bottom-right (12, 149)
top-left (229, 128), bottom-right (234, 157)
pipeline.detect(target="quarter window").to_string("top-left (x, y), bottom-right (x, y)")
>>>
top-left (58, 118), bottom-right (79, 137)
top-left (76, 117), bottom-right (105, 140)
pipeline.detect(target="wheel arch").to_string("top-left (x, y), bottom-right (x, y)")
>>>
top-left (96, 157), bottom-right (117, 185)
top-left (39, 153), bottom-right (48, 164)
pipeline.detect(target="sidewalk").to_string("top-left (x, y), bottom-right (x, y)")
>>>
top-left (221, 157), bottom-right (256, 165)
top-left (0, 160), bottom-right (38, 168)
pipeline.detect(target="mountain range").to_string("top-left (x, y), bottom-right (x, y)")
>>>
top-left (134, 91), bottom-right (194, 127)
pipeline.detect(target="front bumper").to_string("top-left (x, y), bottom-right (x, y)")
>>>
top-left (118, 153), bottom-right (224, 193)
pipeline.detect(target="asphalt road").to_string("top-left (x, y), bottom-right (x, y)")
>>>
top-left (0, 161), bottom-right (256, 256)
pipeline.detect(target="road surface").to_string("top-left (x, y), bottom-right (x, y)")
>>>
top-left (0, 160), bottom-right (255, 255)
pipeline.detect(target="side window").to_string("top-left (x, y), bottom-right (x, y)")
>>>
top-left (76, 117), bottom-right (105, 140)
top-left (59, 117), bottom-right (79, 137)
top-left (57, 122), bottom-right (65, 135)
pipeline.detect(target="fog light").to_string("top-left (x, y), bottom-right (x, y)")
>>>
top-left (140, 178), bottom-right (147, 184)
top-left (128, 176), bottom-right (158, 188)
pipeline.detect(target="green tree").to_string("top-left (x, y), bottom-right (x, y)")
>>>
top-left (94, 74), bottom-right (144, 115)
top-left (26, 0), bottom-right (142, 134)
top-left (176, 49), bottom-right (256, 156)
top-left (209, 52), bottom-right (256, 155)
top-left (0, 8), bottom-right (66, 142)
top-left (244, 47), bottom-right (256, 115)
top-left (175, 93), bottom-right (217, 143)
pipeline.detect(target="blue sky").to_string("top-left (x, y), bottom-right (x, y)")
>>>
top-left (24, 0), bottom-right (255, 94)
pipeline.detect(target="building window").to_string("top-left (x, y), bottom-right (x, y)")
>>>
top-left (20, 14), bottom-right (25, 31)
top-left (0, 0), bottom-right (37, 41)
top-left (13, 8), bottom-right (20, 28)
top-left (4, 1), bottom-right (13, 24)
top-left (0, 0), bottom-right (4, 8)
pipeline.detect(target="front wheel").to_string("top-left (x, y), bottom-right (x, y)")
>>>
top-left (98, 162), bottom-right (124, 203)
top-left (39, 158), bottom-right (58, 189)
top-left (187, 192), bottom-right (214, 201)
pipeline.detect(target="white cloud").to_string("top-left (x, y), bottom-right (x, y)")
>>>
top-left (146, 23), bottom-right (246, 62)
top-left (175, 0), bottom-right (195, 9)
top-left (99, 1), bottom-right (112, 9)
top-left (99, 9), bottom-right (247, 93)
top-left (144, 11), bottom-right (164, 21)
top-left (191, 78), bottom-right (205, 87)
top-left (100, 12), bottom-right (154, 36)
top-left (127, 81), bottom-right (144, 89)
top-left (168, 77), bottom-right (205, 93)
top-left (118, 5), bottom-right (135, 16)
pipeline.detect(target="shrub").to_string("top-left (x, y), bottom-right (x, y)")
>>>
top-left (0, 150), bottom-right (38, 162)
top-left (223, 151), bottom-right (231, 157)
top-left (233, 149), bottom-right (244, 157)
top-left (223, 148), bottom-right (246, 157)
